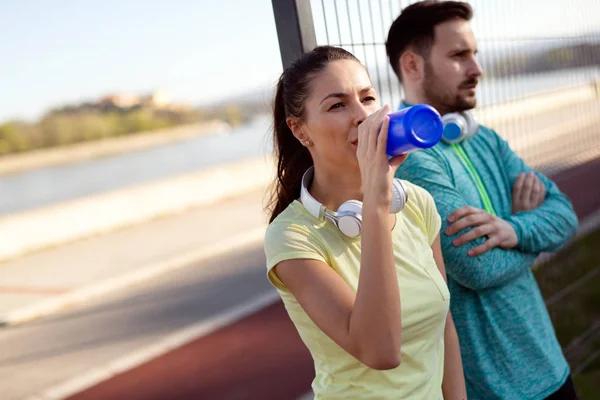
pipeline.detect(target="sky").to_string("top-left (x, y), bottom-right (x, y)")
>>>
top-left (1, 0), bottom-right (599, 123)
top-left (0, 0), bottom-right (283, 122)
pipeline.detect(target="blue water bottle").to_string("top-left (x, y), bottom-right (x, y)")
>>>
top-left (386, 104), bottom-right (443, 156)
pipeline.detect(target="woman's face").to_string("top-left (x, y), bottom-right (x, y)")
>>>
top-left (291, 59), bottom-right (380, 172)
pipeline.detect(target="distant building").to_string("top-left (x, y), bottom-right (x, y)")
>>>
top-left (99, 93), bottom-right (141, 108)
top-left (141, 90), bottom-right (171, 108)
top-left (52, 90), bottom-right (190, 115)
top-left (97, 90), bottom-right (189, 112)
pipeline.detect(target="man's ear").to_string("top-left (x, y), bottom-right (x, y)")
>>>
top-left (399, 50), bottom-right (425, 83)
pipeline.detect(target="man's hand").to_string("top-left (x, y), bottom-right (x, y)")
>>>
top-left (512, 172), bottom-right (546, 214)
top-left (446, 206), bottom-right (518, 256)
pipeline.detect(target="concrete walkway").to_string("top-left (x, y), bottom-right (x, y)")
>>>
top-left (0, 188), bottom-right (269, 326)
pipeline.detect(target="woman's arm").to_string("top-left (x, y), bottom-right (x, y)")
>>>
top-left (275, 205), bottom-right (401, 370)
top-left (275, 108), bottom-right (405, 370)
top-left (432, 234), bottom-right (467, 399)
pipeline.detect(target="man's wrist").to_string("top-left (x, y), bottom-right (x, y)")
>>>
top-left (505, 216), bottom-right (522, 247)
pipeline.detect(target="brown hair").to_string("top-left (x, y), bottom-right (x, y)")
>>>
top-left (267, 46), bottom-right (360, 223)
top-left (386, 0), bottom-right (473, 82)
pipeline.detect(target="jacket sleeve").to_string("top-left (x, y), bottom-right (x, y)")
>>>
top-left (396, 151), bottom-right (537, 290)
top-left (493, 130), bottom-right (579, 253)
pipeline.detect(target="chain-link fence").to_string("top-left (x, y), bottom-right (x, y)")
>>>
top-left (274, 0), bottom-right (600, 174)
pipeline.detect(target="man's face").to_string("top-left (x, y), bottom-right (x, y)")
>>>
top-left (422, 19), bottom-right (482, 115)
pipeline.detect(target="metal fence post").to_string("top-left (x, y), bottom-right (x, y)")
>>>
top-left (271, 0), bottom-right (318, 69)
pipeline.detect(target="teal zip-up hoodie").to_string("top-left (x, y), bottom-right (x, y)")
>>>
top-left (395, 123), bottom-right (579, 399)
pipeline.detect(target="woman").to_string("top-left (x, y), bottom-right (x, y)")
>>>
top-left (264, 45), bottom-right (466, 399)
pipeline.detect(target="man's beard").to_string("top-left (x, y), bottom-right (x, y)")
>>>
top-left (422, 62), bottom-right (478, 114)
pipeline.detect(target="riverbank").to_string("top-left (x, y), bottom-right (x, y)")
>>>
top-left (0, 119), bottom-right (233, 177)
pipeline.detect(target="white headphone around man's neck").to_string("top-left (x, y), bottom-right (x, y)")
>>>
top-left (399, 102), bottom-right (479, 144)
top-left (441, 110), bottom-right (479, 144)
top-left (300, 167), bottom-right (408, 238)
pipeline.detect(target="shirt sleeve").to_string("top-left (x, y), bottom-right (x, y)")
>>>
top-left (264, 220), bottom-right (329, 292)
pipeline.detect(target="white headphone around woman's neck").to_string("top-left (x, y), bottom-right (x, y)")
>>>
top-left (300, 167), bottom-right (408, 238)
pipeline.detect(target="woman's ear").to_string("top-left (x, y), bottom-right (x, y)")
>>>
top-left (287, 117), bottom-right (311, 146)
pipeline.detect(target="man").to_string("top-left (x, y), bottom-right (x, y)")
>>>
top-left (386, 1), bottom-right (579, 399)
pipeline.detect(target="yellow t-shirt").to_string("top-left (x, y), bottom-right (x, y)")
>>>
top-left (264, 180), bottom-right (449, 400)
